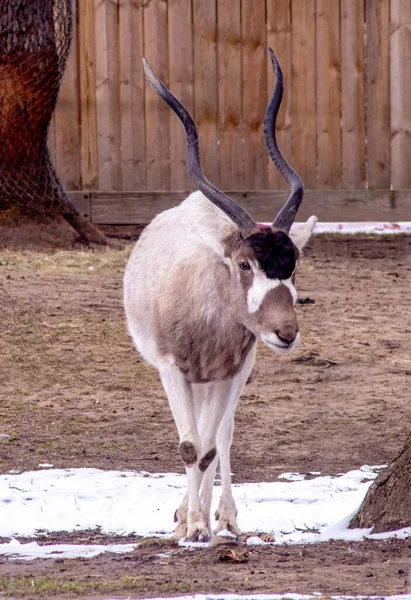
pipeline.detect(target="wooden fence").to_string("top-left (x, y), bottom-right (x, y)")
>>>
top-left (49, 0), bottom-right (411, 224)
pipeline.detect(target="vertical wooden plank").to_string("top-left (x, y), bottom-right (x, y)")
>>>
top-left (143, 0), bottom-right (170, 190)
top-left (316, 0), bottom-right (341, 188)
top-left (79, 0), bottom-right (98, 189)
top-left (390, 1), bottom-right (411, 188)
top-left (118, 0), bottom-right (145, 190)
top-left (341, 0), bottom-right (366, 189)
top-left (366, 0), bottom-right (390, 188)
top-left (168, 0), bottom-right (194, 191)
top-left (217, 0), bottom-right (242, 189)
top-left (241, 0), bottom-right (267, 190)
top-left (54, 0), bottom-right (81, 190)
top-left (192, 0), bottom-right (218, 185)
top-left (266, 0), bottom-right (292, 191)
top-left (291, 0), bottom-right (317, 188)
top-left (94, 0), bottom-right (121, 191)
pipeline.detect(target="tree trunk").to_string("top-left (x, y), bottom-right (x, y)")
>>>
top-left (0, 0), bottom-right (107, 246)
top-left (349, 433), bottom-right (411, 533)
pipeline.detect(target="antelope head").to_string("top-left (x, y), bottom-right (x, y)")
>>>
top-left (143, 48), bottom-right (317, 354)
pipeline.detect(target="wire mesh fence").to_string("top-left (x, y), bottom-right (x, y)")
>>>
top-left (0, 0), bottom-right (73, 215)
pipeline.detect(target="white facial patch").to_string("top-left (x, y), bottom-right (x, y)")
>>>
top-left (247, 269), bottom-right (297, 313)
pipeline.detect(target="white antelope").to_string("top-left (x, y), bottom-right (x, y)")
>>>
top-left (124, 48), bottom-right (317, 541)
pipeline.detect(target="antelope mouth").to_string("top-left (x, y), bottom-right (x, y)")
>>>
top-left (262, 333), bottom-right (300, 353)
top-left (262, 338), bottom-right (293, 352)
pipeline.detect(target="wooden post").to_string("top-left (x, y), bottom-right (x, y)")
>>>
top-left (217, 0), bottom-right (243, 189)
top-left (54, 0), bottom-right (81, 190)
top-left (94, 0), bottom-right (121, 191)
top-left (291, 0), bottom-right (317, 189)
top-left (316, 0), bottom-right (341, 188)
top-left (266, 0), bottom-right (292, 191)
top-left (390, 0), bottom-right (411, 188)
top-left (366, 0), bottom-right (390, 189)
top-left (341, 0), bottom-right (366, 189)
top-left (168, 0), bottom-right (194, 191)
top-left (241, 0), bottom-right (268, 190)
top-left (118, 0), bottom-right (145, 190)
top-left (144, 0), bottom-right (170, 190)
top-left (78, 0), bottom-right (98, 189)
top-left (192, 0), bottom-right (218, 185)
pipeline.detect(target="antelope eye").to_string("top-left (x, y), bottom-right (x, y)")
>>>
top-left (239, 261), bottom-right (251, 271)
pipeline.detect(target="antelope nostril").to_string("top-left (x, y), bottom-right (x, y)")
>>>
top-left (276, 330), bottom-right (296, 345)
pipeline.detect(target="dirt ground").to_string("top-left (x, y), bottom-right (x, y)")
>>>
top-left (0, 234), bottom-right (411, 598)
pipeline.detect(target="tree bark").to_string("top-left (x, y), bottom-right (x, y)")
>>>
top-left (0, 0), bottom-right (107, 246)
top-left (349, 433), bottom-right (411, 533)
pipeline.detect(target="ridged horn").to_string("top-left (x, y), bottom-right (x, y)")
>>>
top-left (264, 47), bottom-right (304, 233)
top-left (143, 58), bottom-right (257, 235)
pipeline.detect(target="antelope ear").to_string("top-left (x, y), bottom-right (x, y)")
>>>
top-left (289, 215), bottom-right (317, 251)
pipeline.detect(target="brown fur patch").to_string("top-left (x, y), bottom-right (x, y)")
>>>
top-left (179, 441), bottom-right (197, 465)
top-left (199, 447), bottom-right (217, 472)
top-left (152, 227), bottom-right (298, 384)
top-left (263, 283), bottom-right (295, 310)
top-left (259, 284), bottom-right (299, 341)
top-left (154, 244), bottom-right (256, 383)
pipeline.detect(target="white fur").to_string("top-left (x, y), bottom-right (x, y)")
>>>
top-left (247, 271), bottom-right (297, 313)
top-left (262, 330), bottom-right (301, 353)
top-left (289, 216), bottom-right (318, 249)
top-left (124, 190), bottom-right (315, 542)
top-left (124, 191), bottom-right (235, 367)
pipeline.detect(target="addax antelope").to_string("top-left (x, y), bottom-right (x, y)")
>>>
top-left (124, 48), bottom-right (317, 541)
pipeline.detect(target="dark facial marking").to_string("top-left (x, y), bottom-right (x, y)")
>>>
top-left (246, 229), bottom-right (297, 279)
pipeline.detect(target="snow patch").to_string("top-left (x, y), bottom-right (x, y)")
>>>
top-left (0, 538), bottom-right (137, 561)
top-left (0, 466), bottom-right (410, 560)
top-left (290, 221), bottom-right (411, 235)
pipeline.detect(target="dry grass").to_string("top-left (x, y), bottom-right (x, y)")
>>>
top-left (0, 245), bottom-right (133, 275)
top-left (0, 574), bottom-right (189, 598)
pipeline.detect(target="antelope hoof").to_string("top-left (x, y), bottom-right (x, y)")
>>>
top-left (214, 520), bottom-right (241, 538)
top-left (185, 509), bottom-right (210, 542)
top-left (173, 521), bottom-right (188, 541)
top-left (185, 525), bottom-right (211, 543)
top-left (214, 506), bottom-right (240, 537)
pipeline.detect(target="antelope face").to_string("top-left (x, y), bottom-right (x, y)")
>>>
top-left (228, 228), bottom-right (300, 354)
top-left (253, 278), bottom-right (299, 353)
